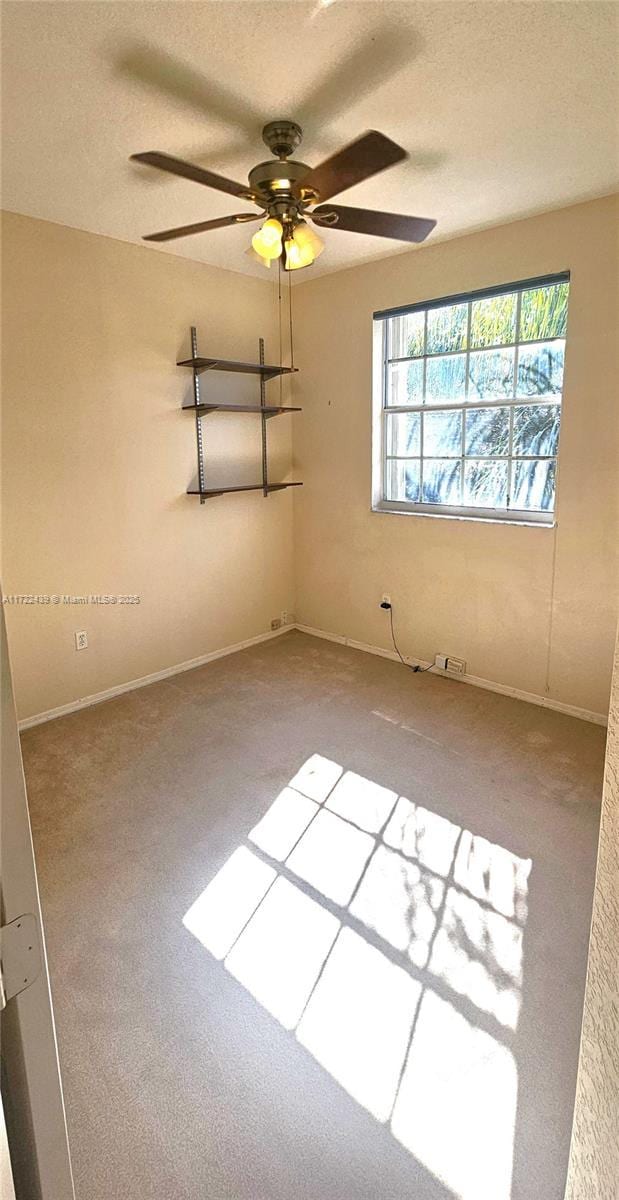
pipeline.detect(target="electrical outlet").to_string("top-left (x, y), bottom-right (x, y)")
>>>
top-left (446, 655), bottom-right (466, 676)
top-left (281, 610), bottom-right (288, 626)
top-left (74, 630), bottom-right (88, 651)
top-left (435, 653), bottom-right (466, 675)
top-left (271, 618), bottom-right (282, 631)
top-left (381, 594), bottom-right (392, 608)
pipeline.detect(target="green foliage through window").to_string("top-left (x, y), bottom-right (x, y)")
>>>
top-left (519, 283), bottom-right (568, 341)
top-left (470, 293), bottom-right (516, 348)
top-left (378, 275), bottom-right (569, 518)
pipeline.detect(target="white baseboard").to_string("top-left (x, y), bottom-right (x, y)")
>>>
top-left (295, 623), bottom-right (608, 726)
top-left (19, 620), bottom-right (608, 731)
top-left (18, 625), bottom-right (292, 731)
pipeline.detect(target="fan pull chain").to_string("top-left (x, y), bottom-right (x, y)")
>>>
top-left (278, 256), bottom-right (283, 405)
top-left (288, 267), bottom-right (295, 370)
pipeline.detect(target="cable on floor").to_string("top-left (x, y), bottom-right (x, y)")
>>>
top-left (386, 604), bottom-right (434, 674)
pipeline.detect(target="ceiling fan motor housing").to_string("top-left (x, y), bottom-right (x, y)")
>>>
top-left (248, 157), bottom-right (319, 224)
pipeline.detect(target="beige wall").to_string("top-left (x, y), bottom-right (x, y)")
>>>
top-left (565, 626), bottom-right (619, 1200)
top-left (1, 212), bottom-right (295, 720)
top-left (292, 195), bottom-right (619, 719)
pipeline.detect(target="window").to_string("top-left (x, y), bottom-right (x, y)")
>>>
top-left (373, 274), bottom-right (569, 523)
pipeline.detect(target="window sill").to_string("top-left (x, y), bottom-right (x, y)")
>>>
top-left (371, 503), bottom-right (556, 528)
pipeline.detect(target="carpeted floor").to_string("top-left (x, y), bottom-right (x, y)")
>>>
top-left (21, 631), bottom-right (605, 1200)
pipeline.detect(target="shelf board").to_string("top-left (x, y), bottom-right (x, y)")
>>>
top-left (182, 402), bottom-right (301, 419)
top-left (187, 482), bottom-right (303, 499)
top-left (177, 356), bottom-right (298, 381)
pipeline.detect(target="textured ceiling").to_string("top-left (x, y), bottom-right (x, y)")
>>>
top-left (2, 0), bottom-right (618, 279)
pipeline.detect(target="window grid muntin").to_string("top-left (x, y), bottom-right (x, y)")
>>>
top-left (385, 453), bottom-right (557, 462)
top-left (387, 333), bottom-right (565, 364)
top-left (380, 278), bottom-right (567, 518)
top-left (508, 290), bottom-right (523, 505)
top-left (420, 310), bottom-right (428, 501)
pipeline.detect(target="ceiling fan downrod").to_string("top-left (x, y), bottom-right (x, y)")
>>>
top-left (261, 119), bottom-right (303, 160)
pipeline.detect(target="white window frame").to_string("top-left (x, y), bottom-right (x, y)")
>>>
top-left (372, 273), bottom-right (569, 525)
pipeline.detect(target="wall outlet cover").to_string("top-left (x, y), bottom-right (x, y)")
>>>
top-left (74, 631), bottom-right (88, 651)
top-left (446, 656), bottom-right (466, 675)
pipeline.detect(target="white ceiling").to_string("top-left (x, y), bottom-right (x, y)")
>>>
top-left (2, 1), bottom-right (618, 280)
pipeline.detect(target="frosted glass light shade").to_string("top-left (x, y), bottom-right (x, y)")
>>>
top-left (252, 218), bottom-right (283, 261)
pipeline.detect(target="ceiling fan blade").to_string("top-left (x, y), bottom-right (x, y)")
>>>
top-left (116, 43), bottom-right (265, 136)
top-left (296, 31), bottom-right (415, 130)
top-left (143, 213), bottom-right (261, 243)
top-left (131, 152), bottom-right (249, 199)
top-left (312, 204), bottom-right (436, 243)
top-left (300, 131), bottom-right (407, 203)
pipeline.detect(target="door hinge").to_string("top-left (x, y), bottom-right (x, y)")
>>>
top-left (0, 914), bottom-right (41, 1010)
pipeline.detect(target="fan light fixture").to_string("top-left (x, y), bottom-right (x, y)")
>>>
top-left (251, 217), bottom-right (283, 261)
top-left (249, 216), bottom-right (325, 272)
top-left (288, 221), bottom-right (325, 269)
top-left (283, 237), bottom-right (305, 271)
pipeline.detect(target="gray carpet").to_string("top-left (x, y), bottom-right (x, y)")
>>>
top-left (21, 631), bottom-right (605, 1200)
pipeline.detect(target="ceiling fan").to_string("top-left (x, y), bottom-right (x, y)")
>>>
top-left (131, 120), bottom-right (436, 270)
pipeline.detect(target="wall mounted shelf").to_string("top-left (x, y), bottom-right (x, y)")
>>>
top-left (177, 355), bottom-right (298, 381)
top-left (180, 326), bottom-right (302, 504)
top-left (187, 482), bottom-right (303, 500)
top-left (182, 401), bottom-right (301, 419)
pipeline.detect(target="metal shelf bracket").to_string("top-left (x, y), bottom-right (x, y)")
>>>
top-left (259, 336), bottom-right (268, 497)
top-left (181, 325), bottom-right (301, 502)
top-left (190, 325), bottom-right (206, 505)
